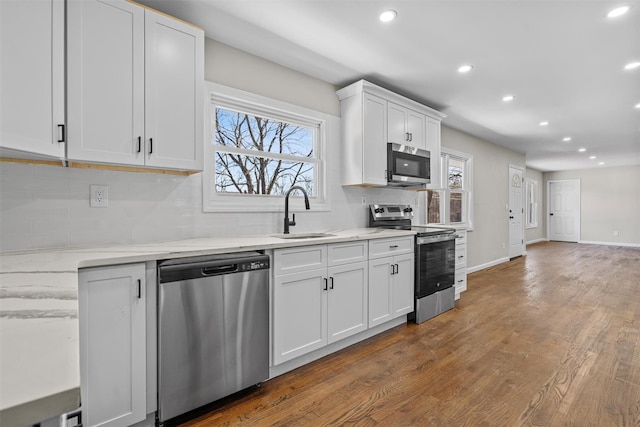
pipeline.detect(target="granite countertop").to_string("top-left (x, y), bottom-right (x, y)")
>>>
top-left (0, 228), bottom-right (415, 427)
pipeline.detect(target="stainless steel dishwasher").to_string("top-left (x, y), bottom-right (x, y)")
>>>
top-left (157, 252), bottom-right (270, 424)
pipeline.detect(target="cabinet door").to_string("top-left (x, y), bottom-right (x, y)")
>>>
top-left (67, 0), bottom-right (145, 165)
top-left (392, 254), bottom-right (414, 318)
top-left (407, 109), bottom-right (426, 150)
top-left (368, 257), bottom-right (393, 327)
top-left (362, 93), bottom-right (388, 186)
top-left (387, 102), bottom-right (407, 145)
top-left (0, 0), bottom-right (65, 158)
top-left (327, 262), bottom-right (368, 344)
top-left (425, 117), bottom-right (441, 188)
top-left (79, 263), bottom-right (146, 427)
top-left (273, 269), bottom-right (327, 365)
top-left (144, 10), bottom-right (204, 170)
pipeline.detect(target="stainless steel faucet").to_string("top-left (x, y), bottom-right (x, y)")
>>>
top-left (284, 185), bottom-right (310, 234)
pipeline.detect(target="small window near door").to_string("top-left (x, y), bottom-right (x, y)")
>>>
top-left (525, 178), bottom-right (538, 228)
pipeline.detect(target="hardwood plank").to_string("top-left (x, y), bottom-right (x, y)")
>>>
top-left (180, 242), bottom-right (640, 426)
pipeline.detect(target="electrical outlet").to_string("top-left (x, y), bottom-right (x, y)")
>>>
top-left (613, 231), bottom-right (619, 237)
top-left (361, 196), bottom-right (367, 207)
top-left (90, 185), bottom-right (109, 208)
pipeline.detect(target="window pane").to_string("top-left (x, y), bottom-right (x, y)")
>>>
top-left (449, 192), bottom-right (464, 223)
top-left (215, 107), bottom-right (314, 158)
top-left (215, 152), bottom-right (314, 195)
top-left (448, 158), bottom-right (464, 190)
top-left (427, 190), bottom-right (441, 224)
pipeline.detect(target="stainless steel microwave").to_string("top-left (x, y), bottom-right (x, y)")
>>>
top-left (387, 143), bottom-right (431, 187)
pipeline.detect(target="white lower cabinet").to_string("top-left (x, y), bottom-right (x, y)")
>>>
top-left (368, 237), bottom-right (414, 327)
top-left (273, 242), bottom-right (368, 365)
top-left (454, 230), bottom-right (468, 299)
top-left (79, 263), bottom-right (146, 427)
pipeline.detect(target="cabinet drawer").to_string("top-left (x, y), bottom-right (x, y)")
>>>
top-left (455, 272), bottom-right (467, 293)
top-left (328, 241), bottom-right (368, 266)
top-left (368, 237), bottom-right (414, 259)
top-left (455, 253), bottom-right (466, 269)
top-left (274, 245), bottom-right (327, 275)
top-left (454, 231), bottom-right (467, 244)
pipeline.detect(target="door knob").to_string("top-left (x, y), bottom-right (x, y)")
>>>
top-left (509, 216), bottom-right (514, 219)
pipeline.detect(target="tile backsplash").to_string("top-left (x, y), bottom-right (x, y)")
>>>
top-left (0, 162), bottom-right (417, 252)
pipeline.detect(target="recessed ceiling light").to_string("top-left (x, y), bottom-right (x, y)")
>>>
top-left (502, 95), bottom-right (515, 102)
top-left (457, 64), bottom-right (473, 73)
top-left (379, 10), bottom-right (397, 22)
top-left (539, 121), bottom-right (549, 126)
top-left (563, 137), bottom-right (572, 142)
top-left (599, 162), bottom-right (605, 165)
top-left (607, 6), bottom-right (630, 18)
top-left (635, 103), bottom-right (640, 109)
top-left (589, 155), bottom-right (596, 159)
top-left (578, 148), bottom-right (587, 152)
top-left (624, 61), bottom-right (640, 70)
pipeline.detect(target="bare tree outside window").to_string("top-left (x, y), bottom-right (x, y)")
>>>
top-left (214, 107), bottom-right (315, 196)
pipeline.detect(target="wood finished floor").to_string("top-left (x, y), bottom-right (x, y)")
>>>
top-left (181, 242), bottom-right (640, 426)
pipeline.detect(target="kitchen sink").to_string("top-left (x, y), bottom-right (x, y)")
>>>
top-left (271, 232), bottom-right (336, 239)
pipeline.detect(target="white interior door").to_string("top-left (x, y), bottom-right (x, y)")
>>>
top-left (508, 166), bottom-right (524, 258)
top-left (548, 179), bottom-right (581, 242)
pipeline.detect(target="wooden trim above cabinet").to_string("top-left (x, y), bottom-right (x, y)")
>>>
top-left (126, 0), bottom-right (204, 31)
top-left (0, 157), bottom-right (199, 176)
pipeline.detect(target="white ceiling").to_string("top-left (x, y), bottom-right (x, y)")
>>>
top-left (140, 0), bottom-right (640, 172)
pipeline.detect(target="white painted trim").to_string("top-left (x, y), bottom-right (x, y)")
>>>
top-left (579, 240), bottom-right (640, 248)
top-left (467, 257), bottom-right (510, 274)
top-left (526, 238), bottom-right (548, 245)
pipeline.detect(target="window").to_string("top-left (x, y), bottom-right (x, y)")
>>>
top-left (425, 148), bottom-right (473, 228)
top-left (203, 82), bottom-right (332, 212)
top-left (525, 178), bottom-right (538, 228)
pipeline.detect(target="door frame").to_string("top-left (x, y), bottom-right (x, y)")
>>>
top-left (546, 179), bottom-right (581, 242)
top-left (508, 164), bottom-right (525, 258)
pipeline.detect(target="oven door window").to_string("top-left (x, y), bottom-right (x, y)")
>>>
top-left (416, 240), bottom-right (455, 297)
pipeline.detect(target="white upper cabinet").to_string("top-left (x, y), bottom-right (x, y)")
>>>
top-left (67, 0), bottom-right (203, 171)
top-left (387, 102), bottom-right (426, 150)
top-left (67, 0), bottom-right (145, 166)
top-left (0, 0), bottom-right (65, 159)
top-left (337, 80), bottom-right (445, 188)
top-left (144, 9), bottom-right (204, 170)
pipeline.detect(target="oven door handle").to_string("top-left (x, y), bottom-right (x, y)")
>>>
top-left (416, 235), bottom-right (456, 245)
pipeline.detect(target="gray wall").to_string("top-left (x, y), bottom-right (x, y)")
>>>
top-left (440, 126), bottom-right (526, 270)
top-left (544, 166), bottom-right (640, 245)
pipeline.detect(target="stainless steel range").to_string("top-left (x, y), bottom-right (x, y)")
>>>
top-left (369, 204), bottom-right (456, 323)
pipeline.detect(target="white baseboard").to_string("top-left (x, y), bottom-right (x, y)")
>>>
top-left (467, 257), bottom-right (510, 274)
top-left (579, 240), bottom-right (640, 248)
top-left (526, 238), bottom-right (548, 245)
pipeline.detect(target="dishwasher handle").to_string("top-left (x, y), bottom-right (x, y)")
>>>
top-left (201, 264), bottom-right (238, 276)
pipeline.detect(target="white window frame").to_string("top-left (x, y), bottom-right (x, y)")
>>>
top-left (525, 178), bottom-right (538, 228)
top-left (425, 147), bottom-right (474, 229)
top-left (203, 82), bottom-right (331, 212)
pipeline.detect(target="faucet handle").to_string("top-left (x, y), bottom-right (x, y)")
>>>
top-left (290, 213), bottom-right (296, 227)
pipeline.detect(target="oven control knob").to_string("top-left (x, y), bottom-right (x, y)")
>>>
top-left (375, 207), bottom-right (385, 213)
top-left (404, 207), bottom-right (413, 213)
